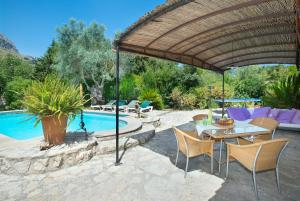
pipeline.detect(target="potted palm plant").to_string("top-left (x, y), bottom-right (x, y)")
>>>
top-left (23, 74), bottom-right (86, 145)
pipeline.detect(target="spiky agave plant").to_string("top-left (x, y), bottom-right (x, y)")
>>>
top-left (263, 73), bottom-right (300, 109)
top-left (22, 74), bottom-right (87, 126)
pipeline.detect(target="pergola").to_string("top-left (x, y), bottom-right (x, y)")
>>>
top-left (113, 0), bottom-right (300, 164)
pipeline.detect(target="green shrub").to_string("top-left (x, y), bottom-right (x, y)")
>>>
top-left (4, 77), bottom-right (32, 109)
top-left (234, 77), bottom-right (265, 98)
top-left (170, 87), bottom-right (182, 109)
top-left (120, 74), bottom-right (139, 100)
top-left (139, 89), bottom-right (164, 109)
top-left (193, 87), bottom-right (209, 109)
top-left (263, 73), bottom-right (300, 109)
top-left (22, 74), bottom-right (87, 125)
top-left (181, 93), bottom-right (197, 109)
top-left (171, 87), bottom-right (196, 109)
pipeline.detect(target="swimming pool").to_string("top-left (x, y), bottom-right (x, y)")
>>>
top-left (0, 112), bottom-right (127, 140)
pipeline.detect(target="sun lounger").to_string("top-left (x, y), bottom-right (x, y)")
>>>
top-left (113, 100), bottom-right (127, 111)
top-left (140, 100), bottom-right (153, 112)
top-left (90, 104), bottom-right (101, 110)
top-left (101, 100), bottom-right (116, 111)
top-left (120, 100), bottom-right (138, 112)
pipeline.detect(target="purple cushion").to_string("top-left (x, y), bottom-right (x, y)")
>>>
top-left (276, 109), bottom-right (296, 123)
top-left (291, 109), bottom-right (300, 124)
top-left (251, 107), bottom-right (271, 118)
top-left (268, 108), bottom-right (280, 119)
top-left (227, 107), bottom-right (251, 121)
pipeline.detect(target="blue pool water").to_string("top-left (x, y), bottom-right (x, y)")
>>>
top-left (0, 112), bottom-right (127, 140)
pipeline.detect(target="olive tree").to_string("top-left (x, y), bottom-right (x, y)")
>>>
top-left (55, 19), bottom-right (114, 103)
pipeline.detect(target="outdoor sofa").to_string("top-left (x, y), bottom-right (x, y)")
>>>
top-left (227, 107), bottom-right (300, 131)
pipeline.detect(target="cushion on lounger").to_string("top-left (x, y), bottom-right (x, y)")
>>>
top-left (291, 109), bottom-right (300, 124)
top-left (268, 108), bottom-right (280, 119)
top-left (251, 107), bottom-right (271, 118)
top-left (227, 107), bottom-right (251, 121)
top-left (276, 109), bottom-right (296, 123)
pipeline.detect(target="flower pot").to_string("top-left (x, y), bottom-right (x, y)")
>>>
top-left (41, 115), bottom-right (68, 145)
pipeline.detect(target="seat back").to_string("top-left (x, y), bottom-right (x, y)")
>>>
top-left (192, 114), bottom-right (208, 122)
top-left (173, 127), bottom-right (189, 156)
top-left (140, 100), bottom-right (151, 108)
top-left (255, 139), bottom-right (288, 172)
top-left (128, 100), bottom-right (137, 107)
top-left (117, 100), bottom-right (127, 106)
top-left (173, 127), bottom-right (213, 157)
top-left (107, 100), bottom-right (116, 105)
top-left (250, 117), bottom-right (279, 140)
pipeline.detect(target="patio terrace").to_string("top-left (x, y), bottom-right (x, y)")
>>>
top-left (0, 110), bottom-right (299, 201)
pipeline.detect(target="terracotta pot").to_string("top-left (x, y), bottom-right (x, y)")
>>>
top-left (41, 114), bottom-right (68, 145)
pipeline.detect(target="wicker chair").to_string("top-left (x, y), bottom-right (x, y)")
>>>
top-left (192, 114), bottom-right (208, 122)
top-left (192, 114), bottom-right (209, 139)
top-left (238, 117), bottom-right (279, 145)
top-left (173, 127), bottom-right (215, 177)
top-left (226, 139), bottom-right (289, 200)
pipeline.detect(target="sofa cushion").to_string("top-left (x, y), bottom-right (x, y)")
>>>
top-left (276, 109), bottom-right (296, 123)
top-left (291, 109), bottom-right (300, 124)
top-left (268, 108), bottom-right (280, 119)
top-left (227, 107), bottom-right (251, 121)
top-left (251, 107), bottom-right (271, 118)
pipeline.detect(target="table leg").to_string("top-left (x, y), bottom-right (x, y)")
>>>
top-left (218, 139), bottom-right (223, 175)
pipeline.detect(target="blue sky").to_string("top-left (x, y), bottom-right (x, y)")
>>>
top-left (0, 0), bottom-right (164, 57)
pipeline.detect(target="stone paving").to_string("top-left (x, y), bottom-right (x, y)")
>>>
top-left (0, 110), bottom-right (300, 201)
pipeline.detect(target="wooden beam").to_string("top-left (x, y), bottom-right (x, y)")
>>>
top-left (220, 56), bottom-right (296, 68)
top-left (119, 43), bottom-right (223, 73)
top-left (145, 0), bottom-right (276, 48)
top-left (166, 11), bottom-right (293, 52)
top-left (181, 23), bottom-right (292, 54)
top-left (193, 31), bottom-right (293, 57)
top-left (213, 50), bottom-right (296, 66)
top-left (204, 42), bottom-right (295, 62)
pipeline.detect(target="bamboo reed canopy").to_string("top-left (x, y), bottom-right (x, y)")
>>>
top-left (116, 0), bottom-right (300, 72)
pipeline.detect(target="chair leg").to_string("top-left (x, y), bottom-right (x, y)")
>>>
top-left (252, 170), bottom-right (259, 200)
top-left (185, 155), bottom-right (189, 178)
top-left (276, 167), bottom-right (281, 193)
top-left (226, 154), bottom-right (229, 179)
top-left (210, 155), bottom-right (213, 174)
top-left (175, 147), bottom-right (179, 166)
top-left (218, 139), bottom-right (223, 175)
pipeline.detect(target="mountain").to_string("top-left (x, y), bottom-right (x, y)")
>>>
top-left (0, 33), bottom-right (35, 62)
top-left (0, 33), bottom-right (18, 53)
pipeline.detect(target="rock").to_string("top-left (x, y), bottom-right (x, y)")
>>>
top-left (31, 159), bottom-right (48, 172)
top-left (48, 156), bottom-right (62, 170)
top-left (14, 160), bottom-right (30, 175)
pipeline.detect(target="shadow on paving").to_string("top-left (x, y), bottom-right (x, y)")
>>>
top-left (141, 123), bottom-right (300, 201)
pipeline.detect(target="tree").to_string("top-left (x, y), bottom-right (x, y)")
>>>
top-left (33, 41), bottom-right (58, 81)
top-left (4, 77), bottom-right (32, 109)
top-left (0, 53), bottom-right (34, 97)
top-left (54, 19), bottom-right (114, 103)
top-left (0, 53), bottom-right (34, 81)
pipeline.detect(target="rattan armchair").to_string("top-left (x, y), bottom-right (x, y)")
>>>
top-left (192, 114), bottom-right (208, 122)
top-left (226, 139), bottom-right (289, 200)
top-left (192, 114), bottom-right (209, 139)
top-left (173, 127), bottom-right (215, 177)
top-left (238, 117), bottom-right (279, 145)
